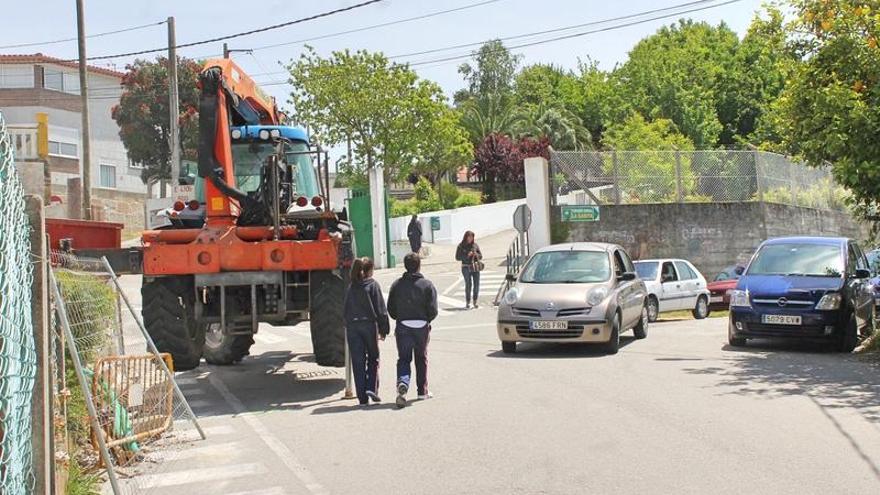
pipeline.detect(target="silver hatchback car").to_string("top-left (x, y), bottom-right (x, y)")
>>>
top-left (497, 242), bottom-right (649, 354)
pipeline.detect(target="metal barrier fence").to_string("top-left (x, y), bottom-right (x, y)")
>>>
top-left (550, 150), bottom-right (847, 210)
top-left (0, 113), bottom-right (36, 494)
top-left (50, 251), bottom-right (204, 494)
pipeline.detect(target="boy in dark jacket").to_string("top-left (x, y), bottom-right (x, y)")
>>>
top-left (387, 253), bottom-right (438, 408)
top-left (344, 258), bottom-right (390, 405)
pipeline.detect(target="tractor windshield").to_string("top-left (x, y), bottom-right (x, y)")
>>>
top-left (286, 141), bottom-right (321, 198)
top-left (232, 142), bottom-right (277, 194)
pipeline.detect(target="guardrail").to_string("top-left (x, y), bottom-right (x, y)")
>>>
top-left (494, 231), bottom-right (529, 306)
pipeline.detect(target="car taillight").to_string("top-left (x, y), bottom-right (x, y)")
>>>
top-left (187, 200), bottom-right (200, 210)
top-left (311, 196), bottom-right (323, 207)
top-left (296, 196), bottom-right (308, 207)
top-left (173, 200), bottom-right (185, 211)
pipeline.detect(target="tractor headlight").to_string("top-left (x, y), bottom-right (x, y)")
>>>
top-left (231, 129), bottom-right (242, 139)
top-left (259, 129), bottom-right (270, 140)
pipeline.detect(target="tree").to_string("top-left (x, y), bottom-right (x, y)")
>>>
top-left (455, 39), bottom-right (522, 105)
top-left (612, 20), bottom-right (740, 148)
top-left (517, 103), bottom-right (591, 151)
top-left (602, 113), bottom-right (694, 151)
top-left (288, 47), bottom-right (451, 182)
top-left (111, 57), bottom-right (201, 194)
top-left (774, 0), bottom-right (880, 213)
top-left (411, 106), bottom-right (474, 186)
top-left (472, 133), bottom-right (522, 202)
top-left (459, 95), bottom-right (523, 145)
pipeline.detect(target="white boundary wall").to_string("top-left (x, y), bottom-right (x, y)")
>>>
top-left (389, 198), bottom-right (526, 245)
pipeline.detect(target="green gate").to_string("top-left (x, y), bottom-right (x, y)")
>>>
top-left (347, 189), bottom-right (393, 267)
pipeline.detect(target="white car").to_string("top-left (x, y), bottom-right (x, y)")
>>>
top-left (633, 259), bottom-right (711, 322)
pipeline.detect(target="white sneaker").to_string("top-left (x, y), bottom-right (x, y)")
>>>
top-left (417, 392), bottom-right (434, 400)
top-left (396, 382), bottom-right (408, 408)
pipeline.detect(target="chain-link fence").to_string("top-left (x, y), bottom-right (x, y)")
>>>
top-left (551, 150), bottom-right (847, 210)
top-left (49, 251), bottom-right (205, 494)
top-left (0, 113), bottom-right (37, 494)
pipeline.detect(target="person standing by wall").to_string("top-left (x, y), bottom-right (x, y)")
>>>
top-left (387, 253), bottom-right (438, 408)
top-left (407, 214), bottom-right (423, 254)
top-left (455, 230), bottom-right (483, 308)
top-left (343, 257), bottom-right (390, 406)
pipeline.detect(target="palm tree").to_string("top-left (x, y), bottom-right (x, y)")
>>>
top-left (516, 103), bottom-right (592, 151)
top-left (459, 95), bottom-right (525, 145)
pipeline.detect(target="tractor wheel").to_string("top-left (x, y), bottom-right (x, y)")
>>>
top-left (141, 276), bottom-right (204, 371)
top-left (309, 270), bottom-right (346, 367)
top-left (202, 323), bottom-right (255, 365)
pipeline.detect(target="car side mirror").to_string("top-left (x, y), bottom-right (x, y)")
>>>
top-left (505, 273), bottom-right (516, 282)
top-left (618, 272), bottom-right (636, 282)
top-left (855, 268), bottom-right (871, 279)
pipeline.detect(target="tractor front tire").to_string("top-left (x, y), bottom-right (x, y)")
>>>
top-left (141, 276), bottom-right (204, 371)
top-left (310, 270), bottom-right (346, 367)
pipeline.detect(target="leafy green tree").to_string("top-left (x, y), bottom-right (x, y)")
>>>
top-left (111, 57), bottom-right (202, 194)
top-left (288, 47), bottom-right (451, 182)
top-left (459, 95), bottom-right (523, 145)
top-left (602, 113), bottom-right (694, 151)
top-left (412, 106), bottom-right (473, 186)
top-left (612, 20), bottom-right (739, 148)
top-left (774, 0), bottom-right (880, 212)
top-left (517, 103), bottom-right (591, 150)
top-left (574, 59), bottom-right (614, 147)
top-left (455, 39), bottom-right (522, 105)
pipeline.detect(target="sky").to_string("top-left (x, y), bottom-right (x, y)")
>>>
top-left (2, 0), bottom-right (766, 159)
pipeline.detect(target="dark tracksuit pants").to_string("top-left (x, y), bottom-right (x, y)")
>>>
top-left (347, 321), bottom-right (380, 404)
top-left (396, 323), bottom-right (430, 395)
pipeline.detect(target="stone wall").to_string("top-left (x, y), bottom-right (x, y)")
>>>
top-left (556, 202), bottom-right (868, 279)
top-left (49, 184), bottom-right (146, 238)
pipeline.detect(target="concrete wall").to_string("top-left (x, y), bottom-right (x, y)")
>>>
top-left (556, 202), bottom-right (868, 279)
top-left (389, 198), bottom-right (526, 245)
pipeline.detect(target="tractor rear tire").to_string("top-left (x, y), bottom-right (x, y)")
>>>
top-left (141, 276), bottom-right (204, 371)
top-left (309, 270), bottom-right (346, 367)
top-left (203, 324), bottom-right (255, 366)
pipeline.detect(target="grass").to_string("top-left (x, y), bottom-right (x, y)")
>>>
top-left (64, 361), bottom-right (102, 495)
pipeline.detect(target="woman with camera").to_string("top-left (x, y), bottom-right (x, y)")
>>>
top-left (455, 230), bottom-right (484, 308)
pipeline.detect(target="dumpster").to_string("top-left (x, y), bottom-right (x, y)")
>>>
top-left (46, 218), bottom-right (123, 250)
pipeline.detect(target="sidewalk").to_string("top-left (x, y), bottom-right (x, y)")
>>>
top-left (419, 228), bottom-right (516, 266)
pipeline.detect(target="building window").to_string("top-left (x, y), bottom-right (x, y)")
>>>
top-left (127, 157), bottom-right (144, 169)
top-left (48, 140), bottom-right (78, 158)
top-left (0, 64), bottom-right (35, 88)
top-left (42, 67), bottom-right (80, 94)
top-left (99, 164), bottom-right (117, 188)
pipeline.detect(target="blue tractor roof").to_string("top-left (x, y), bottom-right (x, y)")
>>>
top-left (231, 125), bottom-right (309, 143)
top-left (762, 236), bottom-right (849, 246)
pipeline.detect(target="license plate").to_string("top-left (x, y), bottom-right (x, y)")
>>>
top-left (530, 320), bottom-right (568, 330)
top-left (710, 296), bottom-right (723, 303)
top-left (762, 314), bottom-right (801, 325)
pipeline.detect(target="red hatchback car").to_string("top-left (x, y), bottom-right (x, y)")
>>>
top-left (707, 265), bottom-right (745, 311)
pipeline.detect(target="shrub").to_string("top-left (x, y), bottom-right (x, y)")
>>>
top-left (439, 182), bottom-right (461, 209)
top-left (454, 190), bottom-right (482, 208)
top-left (389, 197), bottom-right (417, 217)
top-left (413, 177), bottom-right (442, 212)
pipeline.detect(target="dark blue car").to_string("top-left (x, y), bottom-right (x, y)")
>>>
top-left (728, 237), bottom-right (876, 352)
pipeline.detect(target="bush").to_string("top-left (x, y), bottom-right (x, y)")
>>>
top-left (389, 197), bottom-right (417, 217)
top-left (454, 190), bottom-right (481, 208)
top-left (413, 177), bottom-right (442, 212)
top-left (439, 182), bottom-right (461, 209)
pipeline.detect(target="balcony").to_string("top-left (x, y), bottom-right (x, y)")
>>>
top-left (7, 124), bottom-right (39, 160)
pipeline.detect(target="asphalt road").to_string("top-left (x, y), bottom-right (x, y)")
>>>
top-left (114, 263), bottom-right (880, 495)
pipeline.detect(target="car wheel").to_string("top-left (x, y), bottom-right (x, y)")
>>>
top-left (633, 304), bottom-right (648, 339)
top-left (502, 341), bottom-right (517, 354)
top-left (606, 313), bottom-right (621, 355)
top-left (646, 296), bottom-right (659, 323)
top-left (693, 296), bottom-right (709, 319)
top-left (837, 313), bottom-right (859, 353)
top-left (728, 321), bottom-right (746, 347)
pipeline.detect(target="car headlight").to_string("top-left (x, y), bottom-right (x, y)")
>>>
top-left (587, 287), bottom-right (609, 306)
top-left (729, 289), bottom-right (751, 308)
top-left (503, 288), bottom-right (519, 306)
top-left (816, 292), bottom-right (842, 310)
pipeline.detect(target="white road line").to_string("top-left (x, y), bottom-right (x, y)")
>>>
top-left (180, 387), bottom-right (206, 397)
top-left (201, 425), bottom-right (236, 436)
top-left (136, 462), bottom-right (267, 489)
top-left (152, 440), bottom-right (243, 461)
top-left (255, 332), bottom-right (285, 345)
top-left (443, 278), bottom-right (462, 295)
top-left (208, 374), bottom-right (328, 495)
top-left (435, 323), bottom-right (495, 330)
top-left (225, 487), bottom-right (287, 495)
top-left (438, 294), bottom-right (466, 309)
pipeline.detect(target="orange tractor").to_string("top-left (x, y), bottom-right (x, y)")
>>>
top-left (140, 58), bottom-right (352, 370)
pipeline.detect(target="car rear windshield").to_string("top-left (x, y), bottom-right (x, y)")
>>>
top-left (747, 243), bottom-right (844, 277)
top-left (634, 261), bottom-right (658, 280)
top-left (520, 250), bottom-right (611, 283)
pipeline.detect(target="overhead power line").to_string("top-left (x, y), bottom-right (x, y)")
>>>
top-left (69, 0), bottom-right (385, 62)
top-left (0, 20), bottom-right (167, 50)
top-left (247, 0), bottom-right (504, 53)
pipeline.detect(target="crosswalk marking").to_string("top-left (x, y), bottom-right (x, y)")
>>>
top-left (255, 331), bottom-right (285, 345)
top-left (136, 462), bottom-right (267, 489)
top-left (152, 441), bottom-right (243, 461)
top-left (186, 399), bottom-right (212, 410)
top-left (225, 487), bottom-right (287, 495)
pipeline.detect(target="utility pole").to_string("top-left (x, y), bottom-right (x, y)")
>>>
top-left (75, 0), bottom-right (92, 220)
top-left (223, 42), bottom-right (229, 59)
top-left (167, 16), bottom-right (181, 188)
